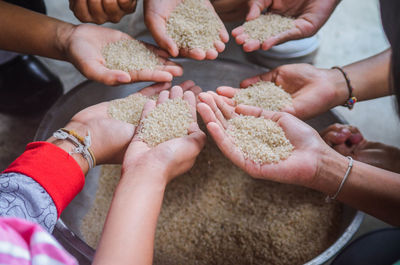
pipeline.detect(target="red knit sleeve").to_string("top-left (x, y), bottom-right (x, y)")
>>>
top-left (2, 142), bottom-right (85, 217)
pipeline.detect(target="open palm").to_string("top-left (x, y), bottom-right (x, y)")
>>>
top-left (64, 24), bottom-right (183, 86)
top-left (144, 0), bottom-right (229, 60)
top-left (197, 91), bottom-right (328, 188)
top-left (217, 64), bottom-right (343, 120)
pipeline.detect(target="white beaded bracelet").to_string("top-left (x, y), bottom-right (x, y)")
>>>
top-left (325, 156), bottom-right (353, 203)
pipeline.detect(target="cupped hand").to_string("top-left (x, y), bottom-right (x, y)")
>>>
top-left (69, 0), bottom-right (137, 24)
top-left (320, 123), bottom-right (400, 173)
top-left (217, 64), bottom-right (347, 120)
top-left (122, 85), bottom-right (206, 184)
top-left (197, 91), bottom-right (330, 187)
top-left (63, 24), bottom-right (183, 86)
top-left (144, 0), bottom-right (229, 60)
top-left (232, 0), bottom-right (339, 51)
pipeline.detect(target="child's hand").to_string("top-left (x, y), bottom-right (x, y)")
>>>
top-left (69, 0), bottom-right (137, 24)
top-left (62, 24), bottom-right (183, 85)
top-left (122, 85), bottom-right (206, 184)
top-left (144, 0), bottom-right (229, 60)
top-left (231, 0), bottom-right (339, 52)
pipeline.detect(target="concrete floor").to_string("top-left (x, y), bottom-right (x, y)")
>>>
top-left (0, 0), bottom-right (395, 263)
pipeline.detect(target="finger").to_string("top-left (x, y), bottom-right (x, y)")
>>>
top-left (240, 75), bottom-right (263, 88)
top-left (184, 127), bottom-right (207, 155)
top-left (197, 102), bottom-right (224, 129)
top-left (72, 0), bottom-right (93, 22)
top-left (188, 85), bottom-right (202, 96)
top-left (261, 25), bottom-right (303, 51)
top-left (207, 122), bottom-right (246, 167)
top-left (243, 39), bottom-right (261, 52)
top-left (129, 69), bottom-right (173, 82)
top-left (232, 26), bottom-right (244, 37)
top-left (157, 90), bottom-right (170, 104)
top-left (322, 131), bottom-right (350, 146)
top-left (235, 104), bottom-right (263, 117)
top-left (118, 0), bottom-right (136, 13)
top-left (145, 15), bottom-right (179, 56)
top-left (81, 61), bottom-right (131, 85)
top-left (209, 91), bottom-right (236, 120)
top-left (246, 0), bottom-right (267, 21)
top-left (216, 86), bottom-right (237, 98)
top-left (139, 82), bottom-right (171, 96)
top-left (198, 92), bottom-right (228, 128)
top-left (87, 0), bottom-right (107, 24)
top-left (102, 0), bottom-right (125, 23)
top-left (184, 91), bottom-right (197, 121)
top-left (213, 40), bottom-right (226, 53)
top-left (188, 48), bottom-right (207, 60)
top-left (221, 96), bottom-right (236, 106)
top-left (179, 80), bottom-right (196, 91)
top-left (235, 33), bottom-right (249, 45)
top-left (206, 49), bottom-right (218, 60)
top-left (141, 99), bottom-right (156, 119)
top-left (219, 26), bottom-right (230, 43)
top-left (170, 85), bottom-right (184, 99)
top-left (320, 123), bottom-right (348, 137)
top-left (156, 63), bottom-right (184, 78)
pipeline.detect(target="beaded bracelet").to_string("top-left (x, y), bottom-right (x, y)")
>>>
top-left (53, 129), bottom-right (96, 169)
top-left (325, 156), bottom-right (353, 203)
top-left (332, 66), bottom-right (357, 110)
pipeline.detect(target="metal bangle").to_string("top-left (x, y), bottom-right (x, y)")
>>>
top-left (325, 156), bottom-right (353, 203)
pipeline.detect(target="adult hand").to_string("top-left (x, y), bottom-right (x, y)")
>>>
top-left (232, 0), bottom-right (340, 51)
top-left (217, 64), bottom-right (348, 120)
top-left (197, 91), bottom-right (330, 188)
top-left (62, 24), bottom-right (183, 86)
top-left (321, 123), bottom-right (400, 173)
top-left (144, 0), bottom-right (229, 60)
top-left (122, 85), bottom-right (206, 184)
top-left (69, 0), bottom-right (137, 24)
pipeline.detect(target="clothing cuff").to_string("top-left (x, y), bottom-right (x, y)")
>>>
top-left (3, 141), bottom-right (85, 217)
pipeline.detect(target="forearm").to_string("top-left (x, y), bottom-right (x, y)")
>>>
top-left (0, 1), bottom-right (74, 60)
top-left (93, 167), bottom-right (167, 265)
top-left (312, 148), bottom-right (400, 226)
top-left (330, 49), bottom-right (392, 105)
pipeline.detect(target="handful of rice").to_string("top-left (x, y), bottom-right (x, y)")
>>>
top-left (234, 81), bottom-right (293, 111)
top-left (227, 115), bottom-right (293, 164)
top-left (108, 93), bottom-right (149, 125)
top-left (243, 13), bottom-right (295, 42)
top-left (167, 0), bottom-right (222, 50)
top-left (102, 39), bottom-right (161, 72)
top-left (138, 98), bottom-right (193, 146)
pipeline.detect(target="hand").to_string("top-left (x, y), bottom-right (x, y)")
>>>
top-left (211, 0), bottom-right (249, 22)
top-left (122, 85), bottom-right (206, 184)
top-left (232, 0), bottom-right (340, 51)
top-left (321, 124), bottom-right (400, 173)
top-left (197, 91), bottom-right (329, 188)
top-left (217, 64), bottom-right (348, 120)
top-left (62, 24), bottom-right (183, 86)
top-left (69, 0), bottom-right (137, 24)
top-left (144, 0), bottom-right (229, 60)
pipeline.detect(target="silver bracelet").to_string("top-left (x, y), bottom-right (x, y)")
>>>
top-left (325, 156), bottom-right (353, 203)
top-left (53, 129), bottom-right (95, 169)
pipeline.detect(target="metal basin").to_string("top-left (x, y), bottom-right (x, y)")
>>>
top-left (34, 58), bottom-right (364, 265)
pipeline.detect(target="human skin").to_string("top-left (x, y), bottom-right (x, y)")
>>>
top-left (0, 1), bottom-right (183, 85)
top-left (230, 0), bottom-right (340, 51)
top-left (217, 49), bottom-right (392, 120)
top-left (197, 91), bottom-right (400, 226)
top-left (69, 0), bottom-right (137, 24)
top-left (144, 0), bottom-right (230, 60)
top-left (92, 86), bottom-right (206, 265)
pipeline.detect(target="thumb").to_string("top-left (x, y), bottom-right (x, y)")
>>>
top-left (80, 60), bottom-right (131, 85)
top-left (246, 0), bottom-right (271, 20)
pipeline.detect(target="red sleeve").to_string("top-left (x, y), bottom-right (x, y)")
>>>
top-left (2, 142), bottom-right (85, 217)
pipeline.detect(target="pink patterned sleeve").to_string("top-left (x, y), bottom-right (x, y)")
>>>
top-left (0, 217), bottom-right (78, 265)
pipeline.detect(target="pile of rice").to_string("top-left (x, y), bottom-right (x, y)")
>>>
top-left (234, 81), bottom-right (293, 111)
top-left (243, 13), bottom-right (295, 42)
top-left (166, 0), bottom-right (222, 50)
top-left (102, 39), bottom-right (161, 72)
top-left (138, 98), bottom-right (193, 146)
top-left (108, 93), bottom-right (149, 125)
top-left (81, 135), bottom-right (342, 265)
top-left (227, 115), bottom-right (293, 164)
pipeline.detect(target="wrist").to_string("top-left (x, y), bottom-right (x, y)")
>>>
top-left (327, 68), bottom-right (350, 107)
top-left (308, 146), bottom-right (349, 196)
top-left (121, 162), bottom-right (169, 188)
top-left (55, 22), bottom-right (76, 61)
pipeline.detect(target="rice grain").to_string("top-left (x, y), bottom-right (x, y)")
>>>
top-left (108, 93), bottom-right (149, 125)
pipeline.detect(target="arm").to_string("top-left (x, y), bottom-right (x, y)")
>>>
top-left (218, 48), bottom-right (393, 120)
top-left (0, 1), bottom-right (182, 85)
top-left (197, 92), bottom-right (400, 225)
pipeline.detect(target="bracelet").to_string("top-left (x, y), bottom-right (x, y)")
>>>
top-left (53, 129), bottom-right (96, 169)
top-left (325, 156), bottom-right (353, 203)
top-left (331, 66), bottom-right (357, 110)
